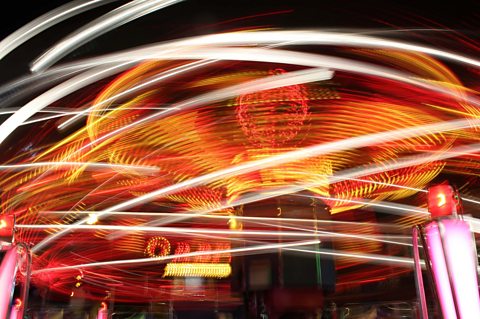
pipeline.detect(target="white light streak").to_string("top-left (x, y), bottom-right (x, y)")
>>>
top-left (295, 193), bottom-right (428, 215)
top-left (0, 161), bottom-right (158, 173)
top-left (32, 0), bottom-right (184, 72)
top-left (5, 43), bottom-right (477, 159)
top-left (287, 247), bottom-right (424, 267)
top-left (58, 59), bottom-right (215, 130)
top-left (97, 124), bottom-right (479, 213)
top-left (38, 46), bottom-right (480, 173)
top-left (17, 224), bottom-right (410, 246)
top-left (0, 0), bottom-right (119, 61)
top-left (0, 61), bottom-right (136, 147)
top-left (78, 30), bottom-right (480, 70)
top-left (39, 210), bottom-right (400, 228)
top-left (32, 122), bottom-right (480, 253)
top-left (32, 240), bottom-right (320, 274)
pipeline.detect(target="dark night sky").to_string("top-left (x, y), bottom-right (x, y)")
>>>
top-left (1, 0), bottom-right (479, 30)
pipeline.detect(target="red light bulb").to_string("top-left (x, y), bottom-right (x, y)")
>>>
top-left (427, 184), bottom-right (458, 218)
top-left (0, 214), bottom-right (14, 243)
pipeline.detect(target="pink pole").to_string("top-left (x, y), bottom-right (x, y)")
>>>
top-left (424, 221), bottom-right (457, 318)
top-left (440, 219), bottom-right (480, 319)
top-left (0, 247), bottom-right (19, 319)
top-left (412, 227), bottom-right (428, 319)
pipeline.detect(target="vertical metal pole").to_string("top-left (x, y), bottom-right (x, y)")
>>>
top-left (412, 227), bottom-right (428, 319)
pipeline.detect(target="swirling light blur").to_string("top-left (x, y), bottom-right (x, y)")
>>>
top-left (1, 0), bottom-right (480, 304)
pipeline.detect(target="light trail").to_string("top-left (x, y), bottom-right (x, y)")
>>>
top-left (0, 61), bottom-right (332, 155)
top-left (293, 193), bottom-right (428, 215)
top-left (295, 173), bottom-right (480, 208)
top-left (58, 45), bottom-right (480, 112)
top-left (286, 247), bottom-right (424, 268)
top-left (58, 59), bottom-right (216, 130)
top-left (0, 0), bottom-right (119, 61)
top-left (17, 224), bottom-right (406, 240)
top-left (245, 220), bottom-right (413, 246)
top-left (85, 45), bottom-right (477, 106)
top-left (463, 197), bottom-right (480, 206)
top-left (39, 210), bottom-right (402, 228)
top-left (18, 106), bottom-right (179, 125)
top-left (32, 240), bottom-right (320, 274)
top-left (7, 43), bottom-right (476, 159)
top-left (31, 240), bottom-right (423, 276)
top-left (3, 43), bottom-right (476, 157)
top-left (0, 66), bottom-right (87, 111)
top-left (32, 123), bottom-right (479, 252)
top-left (52, 66), bottom-right (333, 169)
top-left (17, 224), bottom-right (411, 247)
top-left (292, 173), bottom-right (429, 194)
top-left (29, 46), bottom-right (480, 170)
top-left (18, 66), bottom-right (333, 222)
top-left (0, 61), bottom-right (137, 146)
top-left (96, 126), bottom-right (477, 215)
top-left (107, 142), bottom-right (476, 235)
top-left (31, 0), bottom-right (184, 72)
top-left (76, 29), bottom-right (480, 70)
top-left (0, 161), bottom-right (158, 173)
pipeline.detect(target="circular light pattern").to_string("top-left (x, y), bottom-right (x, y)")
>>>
top-left (144, 236), bottom-right (171, 259)
top-left (236, 68), bottom-right (309, 148)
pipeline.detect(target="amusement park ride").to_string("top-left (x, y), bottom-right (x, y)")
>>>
top-left (1, 5), bottom-right (480, 318)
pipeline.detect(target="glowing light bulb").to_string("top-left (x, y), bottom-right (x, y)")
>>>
top-left (427, 184), bottom-right (459, 218)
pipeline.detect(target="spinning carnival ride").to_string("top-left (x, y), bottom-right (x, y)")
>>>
top-left (0, 0), bottom-right (480, 316)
